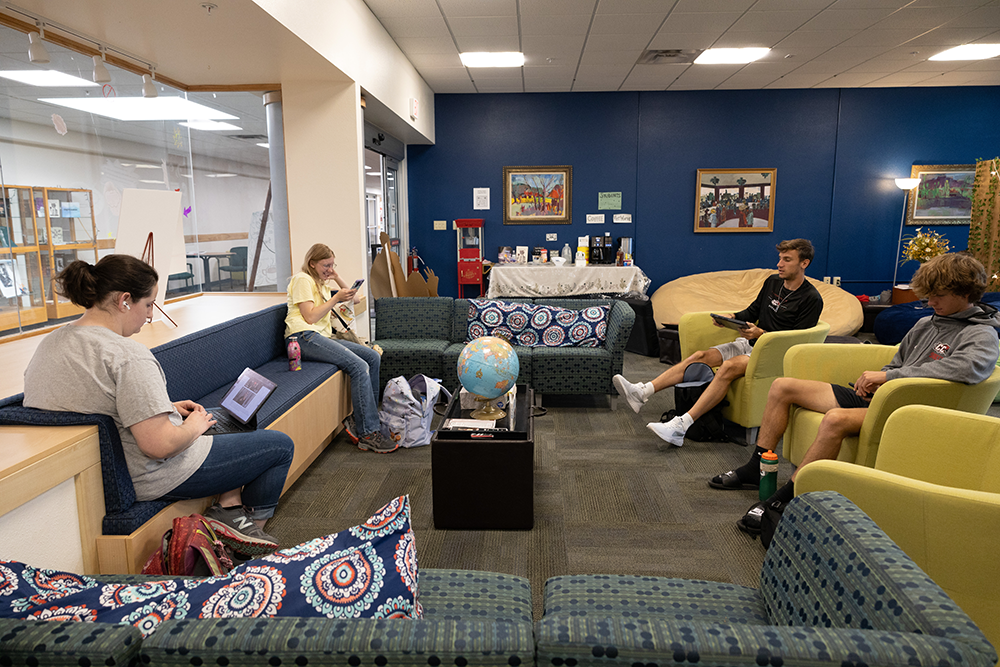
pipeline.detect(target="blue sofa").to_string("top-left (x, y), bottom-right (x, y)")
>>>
top-left (0, 304), bottom-right (351, 573)
top-left (374, 297), bottom-right (635, 402)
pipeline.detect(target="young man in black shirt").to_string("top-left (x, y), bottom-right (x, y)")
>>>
top-left (613, 239), bottom-right (824, 447)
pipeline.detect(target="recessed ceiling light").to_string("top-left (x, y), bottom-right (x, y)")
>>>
top-left (0, 70), bottom-right (99, 87)
top-left (460, 52), bottom-right (525, 67)
top-left (256, 142), bottom-right (269, 148)
top-left (37, 96), bottom-right (239, 122)
top-left (929, 44), bottom-right (1000, 61)
top-left (179, 120), bottom-right (243, 131)
top-left (694, 48), bottom-right (770, 64)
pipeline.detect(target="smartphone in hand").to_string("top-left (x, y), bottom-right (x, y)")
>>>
top-left (351, 278), bottom-right (365, 290)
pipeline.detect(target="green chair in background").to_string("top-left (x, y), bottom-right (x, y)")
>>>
top-left (167, 262), bottom-right (194, 292)
top-left (218, 246), bottom-right (248, 291)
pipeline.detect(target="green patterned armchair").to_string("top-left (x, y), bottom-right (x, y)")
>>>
top-left (537, 491), bottom-right (996, 667)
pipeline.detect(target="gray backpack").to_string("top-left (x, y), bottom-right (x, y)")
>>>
top-left (380, 374), bottom-right (451, 448)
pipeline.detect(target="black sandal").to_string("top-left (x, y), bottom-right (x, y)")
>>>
top-left (736, 501), bottom-right (765, 536)
top-left (709, 469), bottom-right (758, 491)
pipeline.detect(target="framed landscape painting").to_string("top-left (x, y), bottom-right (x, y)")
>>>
top-left (905, 164), bottom-right (974, 226)
top-left (503, 165), bottom-right (572, 224)
top-left (695, 168), bottom-right (775, 233)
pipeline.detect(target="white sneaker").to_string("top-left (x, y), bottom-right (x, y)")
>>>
top-left (647, 416), bottom-right (687, 448)
top-left (613, 374), bottom-right (647, 413)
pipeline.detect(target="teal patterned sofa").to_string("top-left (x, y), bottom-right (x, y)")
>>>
top-left (0, 569), bottom-right (534, 666)
top-left (373, 297), bottom-right (635, 402)
top-left (536, 491), bottom-right (997, 667)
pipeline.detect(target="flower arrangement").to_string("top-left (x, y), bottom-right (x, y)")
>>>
top-left (900, 227), bottom-right (950, 264)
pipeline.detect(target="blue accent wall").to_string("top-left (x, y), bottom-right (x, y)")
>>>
top-left (407, 86), bottom-right (1000, 298)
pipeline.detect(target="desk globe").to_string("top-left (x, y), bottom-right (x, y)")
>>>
top-left (456, 336), bottom-right (520, 419)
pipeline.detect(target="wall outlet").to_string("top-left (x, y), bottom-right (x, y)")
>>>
top-left (546, 233), bottom-right (558, 241)
top-left (833, 276), bottom-right (842, 287)
top-left (823, 276), bottom-right (831, 284)
top-left (433, 220), bottom-right (447, 231)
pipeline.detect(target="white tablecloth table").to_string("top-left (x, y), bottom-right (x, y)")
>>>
top-left (486, 264), bottom-right (650, 299)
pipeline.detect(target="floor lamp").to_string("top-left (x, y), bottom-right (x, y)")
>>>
top-left (892, 178), bottom-right (922, 291)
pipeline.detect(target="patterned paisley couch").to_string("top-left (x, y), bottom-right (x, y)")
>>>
top-left (374, 297), bottom-right (635, 402)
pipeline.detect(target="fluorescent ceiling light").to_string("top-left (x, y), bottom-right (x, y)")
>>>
top-left (37, 96), bottom-right (238, 122)
top-left (929, 44), bottom-right (1000, 61)
top-left (694, 48), bottom-right (770, 64)
top-left (139, 179), bottom-right (164, 184)
top-left (134, 164), bottom-right (161, 169)
top-left (205, 173), bottom-right (236, 178)
top-left (367, 172), bottom-right (382, 177)
top-left (460, 51), bottom-right (525, 67)
top-left (179, 120), bottom-right (243, 131)
top-left (256, 142), bottom-right (269, 148)
top-left (0, 70), bottom-right (99, 87)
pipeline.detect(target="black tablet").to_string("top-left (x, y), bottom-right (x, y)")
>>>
top-left (710, 313), bottom-right (750, 331)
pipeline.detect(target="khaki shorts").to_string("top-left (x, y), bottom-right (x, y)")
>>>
top-left (712, 337), bottom-right (753, 361)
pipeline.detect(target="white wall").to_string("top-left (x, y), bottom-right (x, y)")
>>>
top-left (252, 0), bottom-right (434, 145)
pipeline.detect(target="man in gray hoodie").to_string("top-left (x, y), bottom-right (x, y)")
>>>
top-left (710, 253), bottom-right (1000, 535)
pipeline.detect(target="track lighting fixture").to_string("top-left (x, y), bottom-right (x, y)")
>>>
top-left (27, 30), bottom-right (50, 64)
top-left (142, 73), bottom-right (157, 98)
top-left (92, 52), bottom-right (111, 84)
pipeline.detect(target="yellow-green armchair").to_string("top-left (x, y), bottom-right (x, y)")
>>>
top-left (795, 405), bottom-right (1000, 650)
top-left (678, 312), bottom-right (830, 443)
top-left (783, 343), bottom-right (1000, 467)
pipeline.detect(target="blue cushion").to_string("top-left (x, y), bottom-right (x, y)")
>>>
top-left (468, 299), bottom-right (610, 347)
top-left (152, 305), bottom-right (287, 402)
top-left (0, 496), bottom-right (420, 636)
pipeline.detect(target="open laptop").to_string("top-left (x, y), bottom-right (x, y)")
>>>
top-left (204, 367), bottom-right (277, 435)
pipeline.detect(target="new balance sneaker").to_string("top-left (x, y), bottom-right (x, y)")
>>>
top-left (342, 415), bottom-right (360, 445)
top-left (203, 504), bottom-right (279, 557)
top-left (613, 374), bottom-right (648, 413)
top-left (357, 429), bottom-right (399, 453)
top-left (647, 415), bottom-right (687, 448)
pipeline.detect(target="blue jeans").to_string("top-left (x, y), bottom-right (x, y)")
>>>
top-left (158, 430), bottom-right (294, 521)
top-left (294, 330), bottom-right (381, 436)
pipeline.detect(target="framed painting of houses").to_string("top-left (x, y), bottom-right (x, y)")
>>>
top-left (503, 165), bottom-right (572, 224)
top-left (695, 168), bottom-right (776, 233)
top-left (905, 164), bottom-right (974, 226)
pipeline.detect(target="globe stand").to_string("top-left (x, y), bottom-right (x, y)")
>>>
top-left (471, 394), bottom-right (506, 420)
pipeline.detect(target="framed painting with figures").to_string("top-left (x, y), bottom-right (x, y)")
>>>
top-left (503, 165), bottom-right (572, 224)
top-left (905, 164), bottom-right (974, 226)
top-left (695, 168), bottom-right (775, 233)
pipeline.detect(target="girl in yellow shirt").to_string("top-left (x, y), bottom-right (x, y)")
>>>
top-left (284, 243), bottom-right (394, 453)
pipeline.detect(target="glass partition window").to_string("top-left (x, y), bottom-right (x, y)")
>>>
top-left (0, 23), bottom-right (278, 337)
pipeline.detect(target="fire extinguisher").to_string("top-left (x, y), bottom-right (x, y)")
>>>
top-left (408, 248), bottom-right (419, 273)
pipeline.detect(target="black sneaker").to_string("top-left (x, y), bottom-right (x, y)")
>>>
top-left (203, 504), bottom-right (279, 557)
top-left (357, 429), bottom-right (399, 453)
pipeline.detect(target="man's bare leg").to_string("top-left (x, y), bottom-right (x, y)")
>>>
top-left (614, 348), bottom-right (723, 413)
top-left (686, 354), bottom-right (748, 420)
top-left (709, 377), bottom-right (838, 489)
top-left (790, 408), bottom-right (867, 481)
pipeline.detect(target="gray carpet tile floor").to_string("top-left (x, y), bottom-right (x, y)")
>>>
top-left (265, 350), bottom-right (784, 621)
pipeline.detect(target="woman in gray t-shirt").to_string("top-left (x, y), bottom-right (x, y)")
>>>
top-left (23, 254), bottom-right (293, 558)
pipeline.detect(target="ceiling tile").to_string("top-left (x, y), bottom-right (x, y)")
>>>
top-left (669, 64), bottom-right (743, 88)
top-left (753, 0), bottom-right (831, 9)
top-left (863, 71), bottom-right (936, 84)
top-left (437, 0), bottom-right (516, 18)
top-left (624, 63), bottom-right (691, 83)
top-left (774, 30), bottom-right (856, 48)
top-left (474, 82), bottom-right (523, 92)
top-left (469, 68), bottom-right (524, 80)
top-left (904, 27), bottom-right (995, 46)
top-left (764, 73), bottom-right (826, 87)
top-left (378, 16), bottom-right (450, 38)
top-left (590, 13), bottom-right (666, 36)
top-left (811, 71), bottom-right (888, 86)
top-left (572, 77), bottom-right (627, 91)
top-left (579, 49), bottom-right (645, 66)
top-left (944, 6), bottom-right (1000, 29)
top-left (362, 0), bottom-right (441, 18)
top-left (525, 81), bottom-right (574, 91)
top-left (800, 8), bottom-right (898, 31)
top-left (575, 62), bottom-right (634, 77)
top-left (813, 45), bottom-right (889, 61)
top-left (647, 32), bottom-right (718, 50)
top-left (957, 58), bottom-right (1000, 71)
top-left (454, 35), bottom-right (520, 51)
top-left (872, 6), bottom-right (974, 29)
top-left (714, 32), bottom-right (790, 47)
top-left (520, 0), bottom-right (596, 16)
top-left (659, 12), bottom-right (742, 34)
top-left (673, 0), bottom-right (755, 11)
top-left (429, 80), bottom-right (478, 93)
top-left (597, 0), bottom-right (678, 13)
top-left (447, 16), bottom-right (519, 36)
top-left (395, 36), bottom-right (459, 55)
top-left (584, 33), bottom-right (652, 52)
top-left (729, 10), bottom-right (822, 32)
top-left (520, 14), bottom-right (593, 35)
top-left (522, 34), bottom-right (587, 57)
top-left (829, 0), bottom-right (910, 8)
top-left (837, 28), bottom-right (925, 47)
top-left (406, 53), bottom-right (465, 68)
